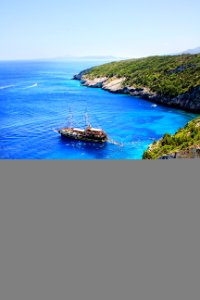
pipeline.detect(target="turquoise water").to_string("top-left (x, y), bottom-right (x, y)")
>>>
top-left (0, 60), bottom-right (197, 159)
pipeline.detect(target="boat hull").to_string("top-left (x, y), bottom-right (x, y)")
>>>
top-left (58, 129), bottom-right (107, 143)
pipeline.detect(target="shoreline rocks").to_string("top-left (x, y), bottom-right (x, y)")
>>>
top-left (73, 70), bottom-right (200, 113)
top-left (157, 148), bottom-right (200, 159)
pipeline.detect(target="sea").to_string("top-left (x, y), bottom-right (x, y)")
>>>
top-left (0, 60), bottom-right (197, 159)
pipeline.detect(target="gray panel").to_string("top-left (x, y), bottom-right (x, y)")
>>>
top-left (0, 161), bottom-right (200, 300)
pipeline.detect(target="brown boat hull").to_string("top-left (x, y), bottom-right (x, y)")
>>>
top-left (58, 129), bottom-right (107, 143)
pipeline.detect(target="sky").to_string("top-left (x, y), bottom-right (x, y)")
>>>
top-left (0, 0), bottom-right (200, 60)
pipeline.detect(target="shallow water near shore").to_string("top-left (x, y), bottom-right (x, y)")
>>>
top-left (0, 60), bottom-right (197, 159)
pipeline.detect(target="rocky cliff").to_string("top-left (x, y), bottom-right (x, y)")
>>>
top-left (142, 116), bottom-right (200, 159)
top-left (73, 54), bottom-right (200, 112)
top-left (74, 72), bottom-right (200, 113)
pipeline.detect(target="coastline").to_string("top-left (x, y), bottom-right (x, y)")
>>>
top-left (73, 72), bottom-right (200, 113)
top-left (73, 69), bottom-right (200, 159)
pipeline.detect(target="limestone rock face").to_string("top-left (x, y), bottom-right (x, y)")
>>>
top-left (102, 78), bottom-right (126, 93)
top-left (171, 86), bottom-right (200, 111)
top-left (81, 77), bottom-right (108, 88)
top-left (73, 70), bottom-right (200, 112)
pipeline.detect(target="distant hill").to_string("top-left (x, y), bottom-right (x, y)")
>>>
top-left (73, 56), bottom-right (123, 60)
top-left (51, 55), bottom-right (126, 61)
top-left (182, 47), bottom-right (200, 54)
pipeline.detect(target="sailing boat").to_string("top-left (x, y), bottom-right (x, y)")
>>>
top-left (57, 108), bottom-right (108, 143)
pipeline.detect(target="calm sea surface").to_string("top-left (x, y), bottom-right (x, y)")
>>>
top-left (0, 60), bottom-right (197, 159)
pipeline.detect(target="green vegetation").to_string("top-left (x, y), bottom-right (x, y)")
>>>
top-left (142, 117), bottom-right (200, 159)
top-left (84, 54), bottom-right (200, 158)
top-left (85, 54), bottom-right (200, 98)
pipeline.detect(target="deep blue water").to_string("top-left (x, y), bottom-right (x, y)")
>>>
top-left (0, 60), bottom-right (197, 159)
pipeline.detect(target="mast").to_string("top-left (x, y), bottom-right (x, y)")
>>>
top-left (84, 108), bottom-right (91, 128)
top-left (67, 106), bottom-right (73, 128)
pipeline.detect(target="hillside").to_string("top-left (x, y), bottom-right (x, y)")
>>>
top-left (142, 117), bottom-right (200, 159)
top-left (75, 54), bottom-right (200, 112)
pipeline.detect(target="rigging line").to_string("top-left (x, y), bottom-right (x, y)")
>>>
top-left (67, 105), bottom-right (73, 128)
top-left (84, 107), bottom-right (91, 127)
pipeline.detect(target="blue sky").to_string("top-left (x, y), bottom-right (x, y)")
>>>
top-left (0, 0), bottom-right (199, 60)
